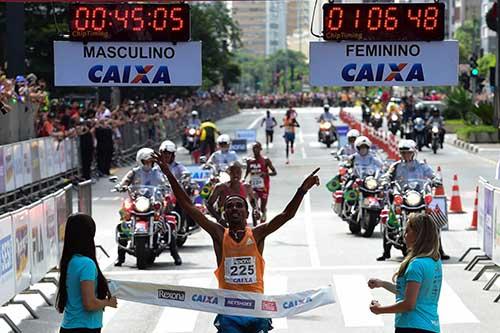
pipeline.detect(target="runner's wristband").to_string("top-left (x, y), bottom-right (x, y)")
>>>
top-left (297, 187), bottom-right (307, 196)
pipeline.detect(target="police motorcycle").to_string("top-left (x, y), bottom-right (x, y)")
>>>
top-left (402, 119), bottom-right (414, 139)
top-left (341, 165), bottom-right (384, 237)
top-left (176, 171), bottom-right (203, 246)
top-left (184, 126), bottom-right (200, 153)
top-left (361, 101), bottom-right (372, 124)
top-left (370, 111), bottom-right (383, 130)
top-left (388, 112), bottom-right (401, 136)
top-left (430, 122), bottom-right (441, 154)
top-left (413, 117), bottom-right (427, 151)
top-left (112, 184), bottom-right (177, 269)
top-left (382, 178), bottom-right (435, 256)
top-left (318, 119), bottom-right (337, 148)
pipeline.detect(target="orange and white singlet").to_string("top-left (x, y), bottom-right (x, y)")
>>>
top-left (215, 227), bottom-right (265, 294)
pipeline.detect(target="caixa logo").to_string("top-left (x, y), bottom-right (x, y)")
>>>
top-left (342, 63), bottom-right (424, 82)
top-left (88, 65), bottom-right (171, 84)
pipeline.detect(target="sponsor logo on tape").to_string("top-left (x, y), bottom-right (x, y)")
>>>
top-left (224, 297), bottom-right (256, 309)
top-left (282, 296), bottom-right (313, 309)
top-left (261, 300), bottom-right (278, 312)
top-left (192, 294), bottom-right (218, 305)
top-left (158, 289), bottom-right (185, 301)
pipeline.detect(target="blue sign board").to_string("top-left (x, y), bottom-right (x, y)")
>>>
top-left (231, 139), bottom-right (248, 153)
top-left (336, 125), bottom-right (350, 148)
top-left (235, 129), bottom-right (257, 143)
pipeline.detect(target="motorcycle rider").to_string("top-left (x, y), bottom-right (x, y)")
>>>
top-left (318, 104), bottom-right (337, 142)
top-left (377, 139), bottom-right (449, 261)
top-left (183, 110), bottom-right (202, 147)
top-left (114, 148), bottom-right (182, 266)
top-left (206, 134), bottom-right (240, 173)
top-left (336, 129), bottom-right (360, 158)
top-left (244, 142), bottom-right (277, 224)
top-left (159, 140), bottom-right (188, 180)
top-left (426, 106), bottom-right (445, 148)
top-left (347, 136), bottom-right (383, 173)
top-left (200, 118), bottom-right (220, 157)
top-left (370, 98), bottom-right (384, 115)
top-left (154, 148), bottom-right (320, 333)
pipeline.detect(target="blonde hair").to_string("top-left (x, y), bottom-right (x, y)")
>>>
top-left (393, 213), bottom-right (440, 281)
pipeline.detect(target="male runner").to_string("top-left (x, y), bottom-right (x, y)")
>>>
top-left (154, 151), bottom-right (320, 333)
top-left (244, 142), bottom-right (277, 224)
top-left (260, 110), bottom-right (278, 151)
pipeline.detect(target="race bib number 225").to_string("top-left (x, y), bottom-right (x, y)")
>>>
top-left (224, 256), bottom-right (257, 285)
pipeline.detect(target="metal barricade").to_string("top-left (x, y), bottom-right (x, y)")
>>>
top-left (77, 180), bottom-right (92, 216)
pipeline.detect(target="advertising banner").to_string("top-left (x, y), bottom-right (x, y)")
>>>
top-left (310, 41), bottom-right (459, 87)
top-left (477, 179), bottom-right (486, 249)
top-left (54, 41), bottom-right (202, 87)
top-left (108, 279), bottom-right (335, 318)
top-left (38, 138), bottom-right (47, 180)
top-left (483, 185), bottom-right (494, 258)
top-left (0, 147), bottom-right (5, 194)
top-left (64, 138), bottom-right (72, 172)
top-left (3, 145), bottom-right (15, 192)
top-left (43, 196), bottom-right (59, 269)
top-left (56, 190), bottom-right (67, 256)
top-left (493, 190), bottom-right (500, 267)
top-left (428, 196), bottom-right (449, 230)
top-left (12, 208), bottom-right (31, 293)
top-left (30, 140), bottom-right (41, 182)
top-left (22, 141), bottom-right (32, 186)
top-left (231, 139), bottom-right (248, 153)
top-left (235, 129), bottom-right (257, 143)
top-left (12, 143), bottom-right (24, 189)
top-left (29, 202), bottom-right (47, 284)
top-left (0, 214), bottom-right (16, 305)
top-left (44, 138), bottom-right (56, 177)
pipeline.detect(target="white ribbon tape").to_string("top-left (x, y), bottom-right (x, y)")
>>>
top-left (108, 279), bottom-right (335, 318)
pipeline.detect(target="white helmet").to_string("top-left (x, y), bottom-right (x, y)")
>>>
top-left (159, 140), bottom-right (177, 153)
top-left (136, 148), bottom-right (154, 166)
top-left (398, 139), bottom-right (417, 152)
top-left (354, 136), bottom-right (372, 149)
top-left (217, 134), bottom-right (231, 145)
top-left (324, 104), bottom-right (330, 110)
top-left (347, 129), bottom-right (360, 139)
top-left (191, 110), bottom-right (198, 117)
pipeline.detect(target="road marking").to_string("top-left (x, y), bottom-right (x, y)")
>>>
top-left (151, 277), bottom-right (213, 333)
top-left (301, 147), bottom-right (307, 159)
top-left (438, 281), bottom-right (479, 324)
top-left (298, 128), bottom-right (305, 144)
top-left (333, 274), bottom-right (384, 327)
top-left (304, 192), bottom-right (321, 267)
top-left (247, 114), bottom-right (263, 129)
top-left (266, 275), bottom-right (288, 329)
top-left (92, 197), bottom-right (101, 201)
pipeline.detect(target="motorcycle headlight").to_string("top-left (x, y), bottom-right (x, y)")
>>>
top-left (375, 114), bottom-right (381, 119)
top-left (405, 191), bottom-right (422, 207)
top-left (364, 177), bottom-right (378, 190)
top-left (391, 115), bottom-right (398, 121)
top-left (432, 127), bottom-right (439, 134)
top-left (135, 197), bottom-right (150, 213)
top-left (189, 128), bottom-right (196, 135)
top-left (321, 122), bottom-right (332, 130)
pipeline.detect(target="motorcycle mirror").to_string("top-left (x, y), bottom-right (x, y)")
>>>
top-left (109, 176), bottom-right (118, 183)
top-left (199, 156), bottom-right (207, 164)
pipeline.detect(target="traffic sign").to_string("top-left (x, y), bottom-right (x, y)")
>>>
top-left (54, 41), bottom-right (201, 86)
top-left (309, 40), bottom-right (458, 87)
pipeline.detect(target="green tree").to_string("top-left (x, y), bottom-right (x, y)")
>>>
top-left (454, 18), bottom-right (481, 63)
top-left (477, 53), bottom-right (496, 77)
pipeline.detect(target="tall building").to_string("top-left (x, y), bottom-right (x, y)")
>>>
top-left (455, 0), bottom-right (481, 28)
top-left (481, 0), bottom-right (496, 55)
top-left (286, 0), bottom-right (311, 57)
top-left (230, 1), bottom-right (286, 57)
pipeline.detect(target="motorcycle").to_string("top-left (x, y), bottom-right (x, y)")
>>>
top-left (402, 120), bottom-right (413, 139)
top-left (413, 117), bottom-right (426, 151)
top-left (114, 185), bottom-right (177, 269)
top-left (318, 120), bottom-right (337, 148)
top-left (382, 179), bottom-right (434, 256)
top-left (370, 112), bottom-right (383, 130)
top-left (430, 122), bottom-right (441, 154)
top-left (184, 126), bottom-right (201, 163)
top-left (176, 171), bottom-right (203, 247)
top-left (388, 113), bottom-right (401, 136)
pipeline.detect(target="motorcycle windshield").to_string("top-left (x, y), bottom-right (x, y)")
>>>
top-left (397, 179), bottom-right (427, 192)
top-left (354, 166), bottom-right (379, 178)
top-left (128, 185), bottom-right (170, 201)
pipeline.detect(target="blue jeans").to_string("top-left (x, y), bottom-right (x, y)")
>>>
top-left (214, 314), bottom-right (273, 333)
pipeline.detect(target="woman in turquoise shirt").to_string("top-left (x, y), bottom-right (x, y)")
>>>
top-left (56, 213), bottom-right (117, 333)
top-left (368, 213), bottom-right (443, 333)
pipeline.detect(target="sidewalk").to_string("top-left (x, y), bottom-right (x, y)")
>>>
top-left (445, 133), bottom-right (500, 165)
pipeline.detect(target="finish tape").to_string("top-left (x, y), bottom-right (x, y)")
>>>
top-left (108, 279), bottom-right (335, 318)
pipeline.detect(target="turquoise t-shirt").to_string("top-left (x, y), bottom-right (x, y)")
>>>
top-left (395, 257), bottom-right (442, 333)
top-left (61, 254), bottom-right (103, 329)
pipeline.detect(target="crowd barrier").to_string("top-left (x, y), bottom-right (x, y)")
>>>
top-left (0, 184), bottom-right (73, 332)
top-left (461, 177), bottom-right (500, 303)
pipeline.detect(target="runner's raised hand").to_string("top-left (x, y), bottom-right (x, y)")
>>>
top-left (300, 168), bottom-right (321, 192)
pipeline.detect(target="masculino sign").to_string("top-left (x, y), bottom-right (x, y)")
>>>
top-left (54, 41), bottom-right (201, 86)
top-left (310, 41), bottom-right (458, 87)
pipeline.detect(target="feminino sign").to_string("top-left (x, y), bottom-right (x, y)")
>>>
top-left (54, 41), bottom-right (201, 86)
top-left (309, 40), bottom-right (458, 87)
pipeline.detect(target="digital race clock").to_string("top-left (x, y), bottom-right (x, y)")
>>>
top-left (323, 3), bottom-right (445, 42)
top-left (69, 3), bottom-right (190, 42)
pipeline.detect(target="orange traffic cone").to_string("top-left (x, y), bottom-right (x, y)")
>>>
top-left (449, 174), bottom-right (466, 214)
top-left (434, 166), bottom-right (446, 196)
top-left (468, 186), bottom-right (479, 230)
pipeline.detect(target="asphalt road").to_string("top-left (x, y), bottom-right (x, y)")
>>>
top-left (4, 106), bottom-right (499, 333)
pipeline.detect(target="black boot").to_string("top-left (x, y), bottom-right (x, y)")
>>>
top-left (170, 236), bottom-right (182, 266)
top-left (115, 246), bottom-right (126, 267)
top-left (377, 239), bottom-right (392, 261)
top-left (439, 242), bottom-right (450, 260)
